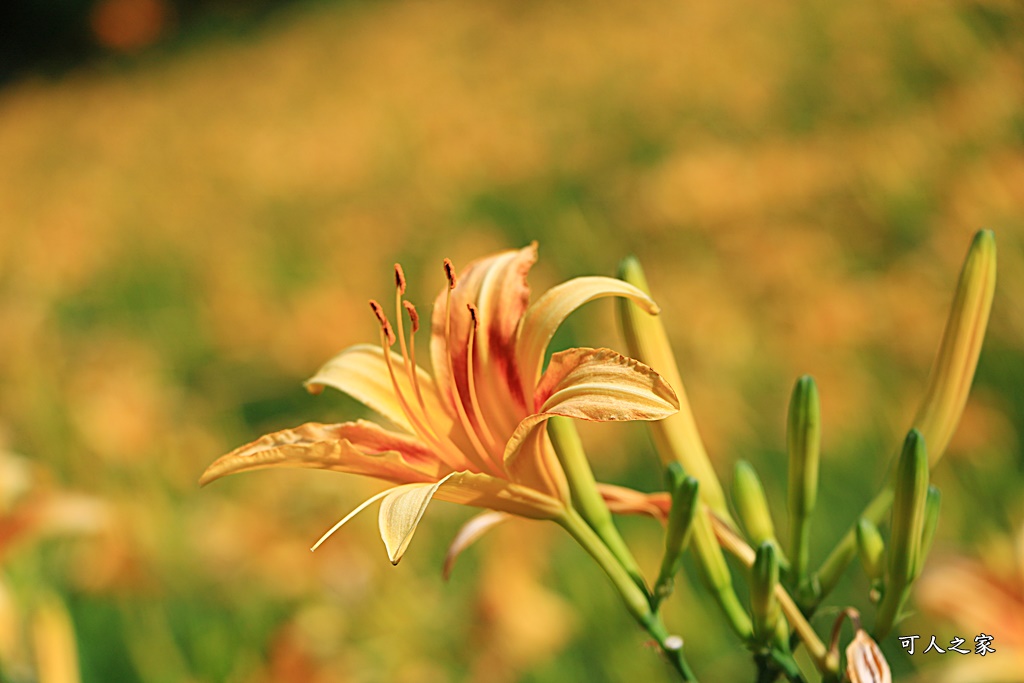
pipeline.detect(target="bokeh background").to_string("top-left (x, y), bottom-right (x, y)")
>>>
top-left (2, 0), bottom-right (1024, 681)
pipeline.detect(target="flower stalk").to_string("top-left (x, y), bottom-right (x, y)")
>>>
top-left (557, 507), bottom-right (698, 681)
top-left (548, 415), bottom-right (650, 598)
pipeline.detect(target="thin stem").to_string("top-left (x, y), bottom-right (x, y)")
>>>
top-left (548, 417), bottom-right (650, 598)
top-left (710, 512), bottom-right (833, 677)
top-left (557, 508), bottom-right (698, 681)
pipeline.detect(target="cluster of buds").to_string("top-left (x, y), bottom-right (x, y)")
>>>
top-left (608, 230), bottom-right (995, 681)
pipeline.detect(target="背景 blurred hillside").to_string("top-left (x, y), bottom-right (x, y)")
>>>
top-left (1, 0), bottom-right (1023, 681)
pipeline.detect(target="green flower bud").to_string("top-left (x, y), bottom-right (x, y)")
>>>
top-left (856, 518), bottom-right (885, 584)
top-left (732, 460), bottom-right (779, 549)
top-left (787, 375), bottom-right (820, 584)
top-left (911, 485), bottom-right (941, 581)
top-left (751, 542), bottom-right (781, 647)
top-left (875, 429), bottom-right (929, 638)
top-left (654, 465), bottom-right (700, 607)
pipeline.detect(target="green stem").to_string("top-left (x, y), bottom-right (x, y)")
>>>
top-left (548, 417), bottom-right (650, 598)
top-left (558, 508), bottom-right (698, 681)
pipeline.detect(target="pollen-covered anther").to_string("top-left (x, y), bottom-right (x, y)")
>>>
top-left (394, 263), bottom-right (407, 295)
top-left (369, 299), bottom-right (396, 346)
top-left (467, 303), bottom-right (479, 330)
top-left (403, 300), bottom-right (420, 333)
top-left (444, 258), bottom-right (457, 289)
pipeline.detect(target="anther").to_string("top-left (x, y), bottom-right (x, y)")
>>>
top-left (403, 300), bottom-right (420, 333)
top-left (443, 258), bottom-right (457, 289)
top-left (467, 303), bottom-right (479, 330)
top-left (369, 300), bottom-right (396, 346)
top-left (369, 299), bottom-right (387, 325)
top-left (394, 263), bottom-right (407, 295)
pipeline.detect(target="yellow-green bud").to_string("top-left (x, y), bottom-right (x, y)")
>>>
top-left (875, 429), bottom-right (929, 638)
top-left (654, 465), bottom-right (700, 607)
top-left (617, 256), bottom-right (731, 521)
top-left (732, 461), bottom-right (779, 549)
top-left (787, 375), bottom-right (820, 583)
top-left (856, 518), bottom-right (885, 583)
top-left (751, 542), bottom-right (781, 647)
top-left (911, 485), bottom-right (941, 581)
top-left (912, 229), bottom-right (996, 465)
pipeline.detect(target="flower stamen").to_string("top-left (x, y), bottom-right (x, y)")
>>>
top-left (465, 303), bottom-right (501, 463)
top-left (443, 260), bottom-right (502, 476)
top-left (370, 300), bottom-right (468, 472)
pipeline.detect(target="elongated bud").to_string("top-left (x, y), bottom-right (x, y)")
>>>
top-left (846, 629), bottom-right (892, 683)
top-left (617, 256), bottom-right (730, 521)
top-left (732, 461), bottom-right (779, 550)
top-left (910, 485), bottom-right (941, 581)
top-left (912, 229), bottom-right (996, 465)
top-left (654, 466), bottom-right (700, 606)
top-left (787, 375), bottom-right (820, 585)
top-left (875, 429), bottom-right (929, 638)
top-left (690, 510), bottom-right (754, 640)
top-left (751, 542), bottom-right (781, 647)
top-left (856, 518), bottom-right (885, 584)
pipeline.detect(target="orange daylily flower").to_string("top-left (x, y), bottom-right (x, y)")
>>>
top-left (201, 244), bottom-right (678, 563)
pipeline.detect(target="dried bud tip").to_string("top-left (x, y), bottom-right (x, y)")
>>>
top-left (443, 258), bottom-right (457, 289)
top-left (467, 303), bottom-right (478, 329)
top-left (394, 263), bottom-right (407, 294)
top-left (403, 300), bottom-right (420, 333)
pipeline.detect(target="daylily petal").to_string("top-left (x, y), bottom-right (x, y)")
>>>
top-left (305, 344), bottom-right (454, 438)
top-left (199, 421), bottom-right (445, 487)
top-left (379, 478), bottom-right (451, 564)
top-left (503, 348), bottom-right (679, 461)
top-left (433, 470), bottom-right (566, 519)
top-left (515, 276), bottom-right (660, 398)
top-left (598, 483), bottom-right (670, 519)
top-left (503, 424), bottom-right (571, 504)
top-left (442, 510), bottom-right (511, 580)
top-left (431, 245), bottom-right (537, 422)
top-left (379, 469), bottom-right (565, 565)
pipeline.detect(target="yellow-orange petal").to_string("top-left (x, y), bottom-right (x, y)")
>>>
top-left (379, 478), bottom-right (451, 564)
top-left (515, 277), bottom-right (659, 399)
top-left (379, 471), bottom-right (564, 564)
top-left (503, 348), bottom-right (679, 462)
top-left (304, 344), bottom-right (455, 438)
top-left (430, 245), bottom-right (538, 422)
top-left (442, 510), bottom-right (510, 580)
top-left (198, 421), bottom-right (445, 487)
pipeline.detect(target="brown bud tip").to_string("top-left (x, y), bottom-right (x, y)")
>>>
top-left (443, 258), bottom-right (457, 289)
top-left (394, 263), bottom-right (406, 294)
top-left (403, 300), bottom-right (420, 333)
top-left (467, 303), bottom-right (479, 329)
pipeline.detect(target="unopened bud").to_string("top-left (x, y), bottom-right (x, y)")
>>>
top-left (751, 542), bottom-right (781, 647)
top-left (856, 518), bottom-right (885, 584)
top-left (732, 461), bottom-right (779, 550)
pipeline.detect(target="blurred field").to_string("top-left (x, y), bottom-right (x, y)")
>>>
top-left (1, 0), bottom-right (1023, 681)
